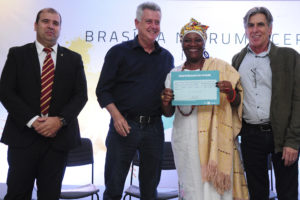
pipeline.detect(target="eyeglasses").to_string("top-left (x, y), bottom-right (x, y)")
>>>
top-left (250, 68), bottom-right (257, 88)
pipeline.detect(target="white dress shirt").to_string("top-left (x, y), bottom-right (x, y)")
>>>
top-left (26, 41), bottom-right (58, 127)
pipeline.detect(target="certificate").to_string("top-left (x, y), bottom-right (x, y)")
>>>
top-left (171, 70), bottom-right (220, 105)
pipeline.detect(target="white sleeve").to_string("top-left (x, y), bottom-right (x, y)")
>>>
top-left (165, 72), bottom-right (171, 89)
top-left (27, 115), bottom-right (39, 128)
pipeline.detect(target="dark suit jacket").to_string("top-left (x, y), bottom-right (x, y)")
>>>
top-left (0, 42), bottom-right (88, 151)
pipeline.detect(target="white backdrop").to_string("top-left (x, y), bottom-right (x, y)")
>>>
top-left (0, 0), bottom-right (300, 187)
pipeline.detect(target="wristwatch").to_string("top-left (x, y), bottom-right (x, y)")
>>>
top-left (60, 117), bottom-right (67, 127)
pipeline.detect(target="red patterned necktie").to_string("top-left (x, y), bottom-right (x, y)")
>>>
top-left (40, 47), bottom-right (55, 115)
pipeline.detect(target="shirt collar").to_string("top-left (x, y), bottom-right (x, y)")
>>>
top-left (247, 42), bottom-right (271, 57)
top-left (132, 35), bottom-right (161, 53)
top-left (35, 40), bottom-right (58, 54)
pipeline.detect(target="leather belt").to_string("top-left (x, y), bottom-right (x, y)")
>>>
top-left (124, 114), bottom-right (160, 124)
top-left (243, 120), bottom-right (272, 132)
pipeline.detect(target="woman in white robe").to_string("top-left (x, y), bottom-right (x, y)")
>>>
top-left (161, 18), bottom-right (248, 200)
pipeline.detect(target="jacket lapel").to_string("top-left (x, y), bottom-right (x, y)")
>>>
top-left (56, 45), bottom-right (64, 71)
top-left (51, 45), bottom-right (64, 103)
top-left (268, 43), bottom-right (279, 73)
top-left (53, 45), bottom-right (64, 85)
top-left (28, 42), bottom-right (42, 85)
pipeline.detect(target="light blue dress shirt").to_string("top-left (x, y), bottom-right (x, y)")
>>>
top-left (238, 43), bottom-right (272, 124)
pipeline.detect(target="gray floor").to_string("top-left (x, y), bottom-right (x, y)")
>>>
top-left (0, 184), bottom-right (102, 200)
top-left (0, 184), bottom-right (177, 200)
top-left (1, 174), bottom-right (300, 200)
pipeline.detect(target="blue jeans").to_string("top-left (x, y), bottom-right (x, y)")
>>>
top-left (103, 118), bottom-right (164, 200)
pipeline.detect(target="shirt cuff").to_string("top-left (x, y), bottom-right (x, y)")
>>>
top-left (27, 115), bottom-right (39, 128)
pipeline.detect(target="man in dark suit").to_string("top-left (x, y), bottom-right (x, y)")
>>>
top-left (0, 8), bottom-right (88, 200)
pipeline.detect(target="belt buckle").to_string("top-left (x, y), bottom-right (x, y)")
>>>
top-left (260, 124), bottom-right (271, 132)
top-left (139, 116), bottom-right (150, 124)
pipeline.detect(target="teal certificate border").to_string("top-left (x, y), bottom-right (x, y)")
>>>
top-left (171, 70), bottom-right (220, 105)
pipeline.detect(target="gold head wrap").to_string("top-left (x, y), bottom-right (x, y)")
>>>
top-left (180, 18), bottom-right (209, 44)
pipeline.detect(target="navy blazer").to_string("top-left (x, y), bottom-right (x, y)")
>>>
top-left (0, 42), bottom-right (88, 151)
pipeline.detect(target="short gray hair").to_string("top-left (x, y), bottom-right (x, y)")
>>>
top-left (136, 2), bottom-right (161, 22)
top-left (243, 7), bottom-right (273, 28)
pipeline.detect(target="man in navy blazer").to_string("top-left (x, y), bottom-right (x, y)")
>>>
top-left (0, 8), bottom-right (87, 200)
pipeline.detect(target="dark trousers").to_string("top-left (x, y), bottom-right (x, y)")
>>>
top-left (241, 122), bottom-right (298, 200)
top-left (4, 138), bottom-right (68, 200)
top-left (103, 118), bottom-right (164, 200)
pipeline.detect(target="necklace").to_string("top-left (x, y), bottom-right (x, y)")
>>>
top-left (183, 59), bottom-right (204, 71)
top-left (177, 105), bottom-right (195, 116)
